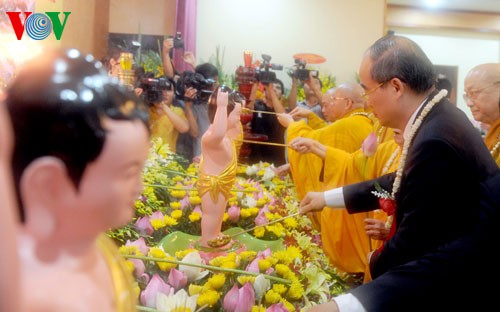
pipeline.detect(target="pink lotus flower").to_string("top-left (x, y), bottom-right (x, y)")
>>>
top-left (168, 268), bottom-right (188, 289)
top-left (361, 132), bottom-right (378, 157)
top-left (246, 248), bottom-right (272, 273)
top-left (140, 274), bottom-right (172, 308)
top-left (180, 196), bottom-right (190, 209)
top-left (254, 207), bottom-right (269, 226)
top-left (134, 216), bottom-right (153, 235)
top-left (126, 237), bottom-right (149, 255)
top-left (223, 282), bottom-right (255, 312)
top-left (227, 204), bottom-right (241, 222)
top-left (129, 259), bottom-right (149, 284)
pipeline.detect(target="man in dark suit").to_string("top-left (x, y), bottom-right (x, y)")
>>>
top-left (301, 35), bottom-right (500, 311)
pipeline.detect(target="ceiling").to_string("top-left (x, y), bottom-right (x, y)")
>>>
top-left (387, 0), bottom-right (500, 14)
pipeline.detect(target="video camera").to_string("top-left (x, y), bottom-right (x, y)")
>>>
top-left (139, 76), bottom-right (173, 104)
top-left (175, 71), bottom-right (216, 104)
top-left (288, 58), bottom-right (318, 81)
top-left (255, 54), bottom-right (283, 85)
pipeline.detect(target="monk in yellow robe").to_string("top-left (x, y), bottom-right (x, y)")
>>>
top-left (464, 63), bottom-right (500, 166)
top-left (289, 129), bottom-right (402, 280)
top-left (279, 82), bottom-right (374, 275)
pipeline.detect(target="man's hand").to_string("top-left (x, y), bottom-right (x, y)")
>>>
top-left (289, 137), bottom-right (315, 154)
top-left (364, 218), bottom-right (389, 241)
top-left (273, 163), bottom-right (290, 178)
top-left (183, 51), bottom-right (196, 68)
top-left (289, 106), bottom-right (312, 120)
top-left (300, 192), bottom-right (326, 214)
top-left (184, 87), bottom-right (197, 102)
top-left (163, 38), bottom-right (174, 54)
top-left (277, 113), bottom-right (294, 128)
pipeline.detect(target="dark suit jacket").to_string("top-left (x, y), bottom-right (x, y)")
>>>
top-left (343, 93), bottom-right (499, 279)
top-left (349, 172), bottom-right (500, 311)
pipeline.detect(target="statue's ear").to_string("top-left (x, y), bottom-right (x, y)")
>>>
top-left (20, 157), bottom-right (76, 240)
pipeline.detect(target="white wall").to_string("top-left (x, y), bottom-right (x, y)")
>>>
top-left (196, 0), bottom-right (385, 91)
top-left (395, 31), bottom-right (500, 119)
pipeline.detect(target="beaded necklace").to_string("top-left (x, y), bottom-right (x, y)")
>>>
top-left (490, 134), bottom-right (500, 157)
top-left (391, 89), bottom-right (448, 198)
top-left (381, 146), bottom-right (401, 175)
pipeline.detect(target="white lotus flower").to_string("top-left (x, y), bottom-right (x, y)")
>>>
top-left (178, 251), bottom-right (209, 282)
top-left (156, 289), bottom-right (198, 312)
top-left (253, 274), bottom-right (270, 302)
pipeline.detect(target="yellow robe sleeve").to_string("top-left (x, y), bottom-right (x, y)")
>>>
top-left (287, 109), bottom-right (373, 231)
top-left (320, 137), bottom-right (400, 277)
top-left (306, 112), bottom-right (328, 129)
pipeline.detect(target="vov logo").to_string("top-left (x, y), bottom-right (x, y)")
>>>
top-left (6, 12), bottom-right (71, 40)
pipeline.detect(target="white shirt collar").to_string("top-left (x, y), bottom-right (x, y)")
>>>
top-left (403, 97), bottom-right (428, 142)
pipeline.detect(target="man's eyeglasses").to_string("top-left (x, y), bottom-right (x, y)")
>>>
top-left (463, 81), bottom-right (500, 103)
top-left (362, 81), bottom-right (387, 100)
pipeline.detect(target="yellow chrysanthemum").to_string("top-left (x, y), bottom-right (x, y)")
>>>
top-left (157, 255), bottom-right (177, 271)
top-left (287, 281), bottom-right (304, 300)
top-left (196, 289), bottom-right (220, 307)
top-left (206, 274), bottom-right (226, 290)
top-left (220, 260), bottom-right (237, 270)
top-left (252, 306), bottom-right (266, 312)
top-left (189, 195), bottom-right (201, 205)
top-left (249, 207), bottom-right (260, 216)
top-left (151, 218), bottom-right (167, 230)
top-left (283, 217), bottom-right (298, 229)
top-left (239, 251), bottom-right (257, 261)
top-left (253, 227), bottom-right (265, 238)
top-left (172, 175), bottom-right (184, 182)
top-left (286, 246), bottom-right (303, 262)
top-left (175, 248), bottom-right (196, 259)
top-left (275, 264), bottom-right (291, 276)
top-left (149, 247), bottom-right (166, 258)
top-left (283, 271), bottom-right (299, 283)
top-left (188, 212), bottom-right (201, 222)
top-left (170, 189), bottom-right (187, 198)
top-left (268, 205), bottom-right (275, 211)
top-left (258, 259), bottom-right (272, 271)
top-left (280, 298), bottom-right (295, 311)
top-left (240, 208), bottom-right (251, 218)
top-left (267, 224), bottom-right (285, 237)
top-left (188, 284), bottom-right (204, 296)
top-left (119, 245), bottom-right (142, 256)
top-left (170, 201), bottom-right (182, 210)
top-left (223, 212), bottom-right (229, 222)
top-left (264, 289), bottom-right (282, 304)
top-left (164, 215), bottom-right (179, 226)
top-left (171, 209), bottom-right (183, 220)
top-left (257, 169), bottom-right (265, 176)
top-left (148, 247), bottom-right (176, 271)
top-left (256, 198), bottom-right (266, 207)
top-left (272, 284), bottom-right (287, 295)
top-left (237, 275), bottom-right (255, 285)
top-left (208, 256), bottom-right (223, 267)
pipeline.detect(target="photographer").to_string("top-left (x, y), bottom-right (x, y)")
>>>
top-left (184, 63), bottom-right (219, 162)
top-left (288, 71), bottom-right (325, 120)
top-left (248, 79), bottom-right (288, 166)
top-left (142, 75), bottom-right (189, 152)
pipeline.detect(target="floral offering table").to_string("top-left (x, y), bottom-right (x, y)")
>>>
top-left (110, 139), bottom-right (350, 312)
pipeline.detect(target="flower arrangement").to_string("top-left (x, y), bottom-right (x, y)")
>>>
top-left (109, 138), bottom-right (349, 311)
